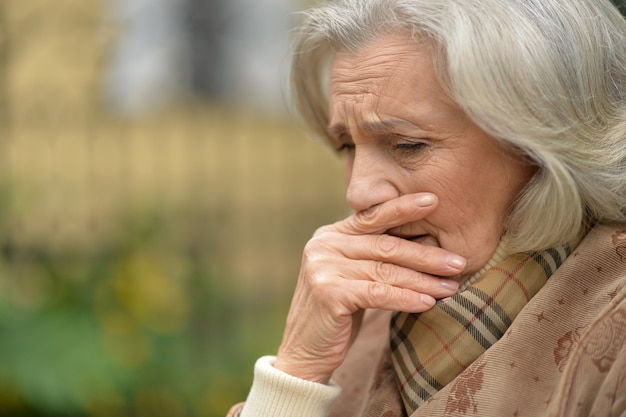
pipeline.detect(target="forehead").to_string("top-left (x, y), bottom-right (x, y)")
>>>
top-left (330, 34), bottom-right (429, 91)
top-left (328, 34), bottom-right (461, 131)
top-left (332, 33), bottom-right (426, 65)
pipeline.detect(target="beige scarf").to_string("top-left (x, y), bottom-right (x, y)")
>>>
top-left (390, 244), bottom-right (575, 415)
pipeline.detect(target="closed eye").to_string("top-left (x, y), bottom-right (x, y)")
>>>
top-left (393, 142), bottom-right (426, 150)
top-left (336, 143), bottom-right (356, 153)
top-left (392, 141), bottom-right (428, 153)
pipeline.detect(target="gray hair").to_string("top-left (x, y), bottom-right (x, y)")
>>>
top-left (291, 0), bottom-right (626, 252)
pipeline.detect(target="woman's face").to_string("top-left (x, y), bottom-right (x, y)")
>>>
top-left (328, 34), bottom-right (535, 278)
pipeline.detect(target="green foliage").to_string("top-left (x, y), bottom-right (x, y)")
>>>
top-left (0, 190), bottom-right (285, 417)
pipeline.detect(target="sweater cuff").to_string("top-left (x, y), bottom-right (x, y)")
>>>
top-left (240, 356), bottom-right (342, 417)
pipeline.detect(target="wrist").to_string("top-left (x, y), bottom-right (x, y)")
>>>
top-left (274, 355), bottom-right (333, 385)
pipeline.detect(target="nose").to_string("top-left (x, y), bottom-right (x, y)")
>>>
top-left (345, 149), bottom-right (400, 212)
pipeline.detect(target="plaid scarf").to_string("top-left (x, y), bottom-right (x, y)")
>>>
top-left (389, 244), bottom-right (573, 415)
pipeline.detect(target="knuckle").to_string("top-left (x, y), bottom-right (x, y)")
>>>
top-left (301, 249), bottom-right (316, 267)
top-left (411, 273), bottom-right (435, 293)
top-left (312, 224), bottom-right (333, 238)
top-left (375, 234), bottom-right (399, 257)
top-left (423, 275), bottom-right (441, 292)
top-left (374, 261), bottom-right (394, 282)
top-left (388, 201), bottom-right (404, 219)
top-left (411, 246), bottom-right (436, 266)
top-left (305, 273), bottom-right (350, 315)
top-left (304, 236), bottom-right (320, 252)
top-left (410, 268), bottom-right (427, 283)
top-left (368, 282), bottom-right (393, 303)
top-left (306, 271), bottom-right (332, 295)
top-left (304, 234), bottom-right (329, 255)
top-left (353, 204), bottom-right (381, 228)
top-left (397, 288), bottom-right (418, 308)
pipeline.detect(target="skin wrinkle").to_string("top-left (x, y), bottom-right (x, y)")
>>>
top-left (329, 34), bottom-right (535, 280)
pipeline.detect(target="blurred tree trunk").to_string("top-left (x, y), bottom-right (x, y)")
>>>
top-left (186, 0), bottom-right (233, 98)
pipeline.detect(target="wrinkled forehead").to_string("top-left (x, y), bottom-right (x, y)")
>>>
top-left (327, 34), bottom-right (453, 112)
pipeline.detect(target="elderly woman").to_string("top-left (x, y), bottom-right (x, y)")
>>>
top-left (228, 0), bottom-right (626, 416)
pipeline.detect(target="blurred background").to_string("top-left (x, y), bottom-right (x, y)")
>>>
top-left (0, 0), bottom-right (348, 416)
top-left (1, 0), bottom-right (625, 416)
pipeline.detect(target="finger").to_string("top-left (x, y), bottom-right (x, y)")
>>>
top-left (329, 279), bottom-right (437, 314)
top-left (318, 232), bottom-right (466, 276)
top-left (338, 193), bottom-right (437, 235)
top-left (304, 266), bottom-right (437, 314)
top-left (371, 234), bottom-right (467, 275)
top-left (339, 259), bottom-right (459, 299)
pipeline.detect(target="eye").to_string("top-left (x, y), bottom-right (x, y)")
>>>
top-left (336, 142), bottom-right (356, 154)
top-left (393, 142), bottom-right (426, 151)
top-left (391, 138), bottom-right (428, 153)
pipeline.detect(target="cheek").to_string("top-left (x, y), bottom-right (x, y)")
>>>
top-left (435, 158), bottom-right (514, 221)
top-left (429, 188), bottom-right (505, 273)
top-left (422, 168), bottom-right (506, 239)
top-left (424, 167), bottom-right (517, 263)
top-left (419, 167), bottom-right (484, 219)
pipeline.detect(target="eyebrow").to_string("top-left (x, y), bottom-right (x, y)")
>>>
top-left (327, 118), bottom-right (419, 139)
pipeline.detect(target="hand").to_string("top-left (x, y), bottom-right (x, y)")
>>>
top-left (274, 193), bottom-right (466, 384)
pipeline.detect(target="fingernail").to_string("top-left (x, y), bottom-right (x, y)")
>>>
top-left (439, 279), bottom-right (459, 292)
top-left (414, 194), bottom-right (436, 207)
top-left (421, 294), bottom-right (436, 307)
top-left (446, 255), bottom-right (467, 270)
